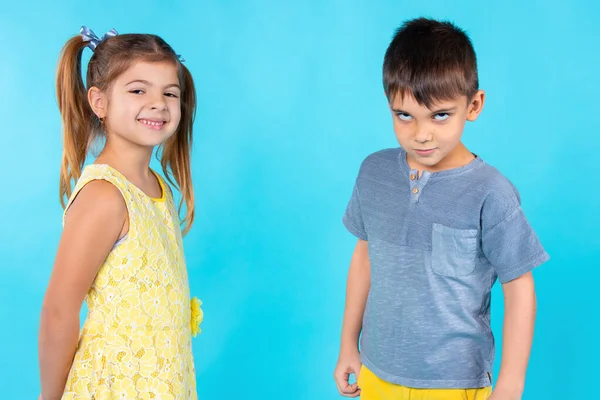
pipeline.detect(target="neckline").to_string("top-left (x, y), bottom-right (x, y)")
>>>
top-left (397, 147), bottom-right (483, 178)
top-left (93, 164), bottom-right (166, 202)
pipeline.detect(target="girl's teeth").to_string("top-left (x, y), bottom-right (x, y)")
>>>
top-left (140, 119), bottom-right (163, 126)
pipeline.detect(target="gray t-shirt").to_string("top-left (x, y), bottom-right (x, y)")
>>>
top-left (343, 148), bottom-right (549, 389)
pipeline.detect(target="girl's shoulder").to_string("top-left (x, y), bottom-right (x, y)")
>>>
top-left (76, 164), bottom-right (129, 189)
top-left (64, 165), bottom-right (132, 224)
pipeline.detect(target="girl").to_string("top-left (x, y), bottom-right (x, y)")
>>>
top-left (38, 26), bottom-right (203, 400)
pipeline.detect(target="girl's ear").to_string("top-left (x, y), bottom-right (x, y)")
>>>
top-left (88, 86), bottom-right (107, 119)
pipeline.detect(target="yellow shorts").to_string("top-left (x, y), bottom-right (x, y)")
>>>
top-left (357, 365), bottom-right (492, 400)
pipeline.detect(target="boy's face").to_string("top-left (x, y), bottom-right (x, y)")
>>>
top-left (389, 91), bottom-right (484, 171)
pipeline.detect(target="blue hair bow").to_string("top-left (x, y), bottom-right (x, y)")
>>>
top-left (79, 25), bottom-right (186, 62)
top-left (80, 26), bottom-right (118, 51)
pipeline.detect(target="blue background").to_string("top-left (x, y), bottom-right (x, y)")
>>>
top-left (1, 1), bottom-right (598, 399)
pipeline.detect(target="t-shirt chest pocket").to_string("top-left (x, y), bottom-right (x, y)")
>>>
top-left (431, 223), bottom-right (479, 277)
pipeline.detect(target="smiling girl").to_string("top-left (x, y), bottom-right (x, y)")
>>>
top-left (38, 26), bottom-right (202, 400)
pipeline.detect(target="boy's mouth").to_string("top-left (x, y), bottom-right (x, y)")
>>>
top-left (414, 148), bottom-right (437, 156)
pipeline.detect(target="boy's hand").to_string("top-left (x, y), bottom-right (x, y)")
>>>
top-left (487, 386), bottom-right (522, 400)
top-left (334, 349), bottom-right (362, 397)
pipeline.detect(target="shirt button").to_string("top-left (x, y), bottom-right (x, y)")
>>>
top-left (412, 187), bottom-right (419, 194)
top-left (410, 174), bottom-right (416, 180)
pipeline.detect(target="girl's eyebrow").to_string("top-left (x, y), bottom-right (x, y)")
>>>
top-left (125, 79), bottom-right (180, 90)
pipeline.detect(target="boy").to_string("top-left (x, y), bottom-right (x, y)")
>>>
top-left (334, 18), bottom-right (549, 400)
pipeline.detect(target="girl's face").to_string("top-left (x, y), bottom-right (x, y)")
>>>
top-left (90, 61), bottom-right (182, 149)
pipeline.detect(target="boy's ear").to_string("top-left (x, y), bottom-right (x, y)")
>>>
top-left (467, 90), bottom-right (485, 121)
top-left (88, 86), bottom-right (107, 119)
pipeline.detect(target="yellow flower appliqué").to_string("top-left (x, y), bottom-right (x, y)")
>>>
top-left (190, 297), bottom-right (203, 337)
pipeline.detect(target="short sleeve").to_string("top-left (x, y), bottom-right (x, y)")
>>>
top-left (343, 183), bottom-right (368, 241)
top-left (482, 193), bottom-right (549, 283)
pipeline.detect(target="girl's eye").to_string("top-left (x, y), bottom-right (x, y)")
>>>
top-left (396, 113), bottom-right (413, 121)
top-left (130, 89), bottom-right (144, 95)
top-left (434, 113), bottom-right (450, 121)
top-left (165, 92), bottom-right (179, 98)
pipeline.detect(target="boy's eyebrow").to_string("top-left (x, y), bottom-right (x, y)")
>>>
top-left (430, 107), bottom-right (458, 114)
top-left (391, 106), bottom-right (459, 115)
top-left (125, 79), bottom-right (181, 89)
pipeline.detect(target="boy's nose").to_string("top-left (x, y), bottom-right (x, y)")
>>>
top-left (414, 128), bottom-right (432, 143)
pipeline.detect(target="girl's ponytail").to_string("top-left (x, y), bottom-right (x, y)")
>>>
top-left (56, 36), bottom-right (98, 207)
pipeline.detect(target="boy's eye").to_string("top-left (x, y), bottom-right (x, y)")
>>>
top-left (434, 113), bottom-right (450, 121)
top-left (396, 113), bottom-right (413, 121)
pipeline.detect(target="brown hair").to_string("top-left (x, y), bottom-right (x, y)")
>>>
top-left (383, 18), bottom-right (479, 108)
top-left (56, 32), bottom-right (196, 234)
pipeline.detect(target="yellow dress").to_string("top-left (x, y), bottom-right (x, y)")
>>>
top-left (61, 164), bottom-right (200, 400)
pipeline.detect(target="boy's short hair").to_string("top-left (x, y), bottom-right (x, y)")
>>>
top-left (383, 18), bottom-right (479, 107)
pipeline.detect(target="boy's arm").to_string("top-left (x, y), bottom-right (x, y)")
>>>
top-left (334, 239), bottom-right (370, 398)
top-left (490, 271), bottom-right (536, 400)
